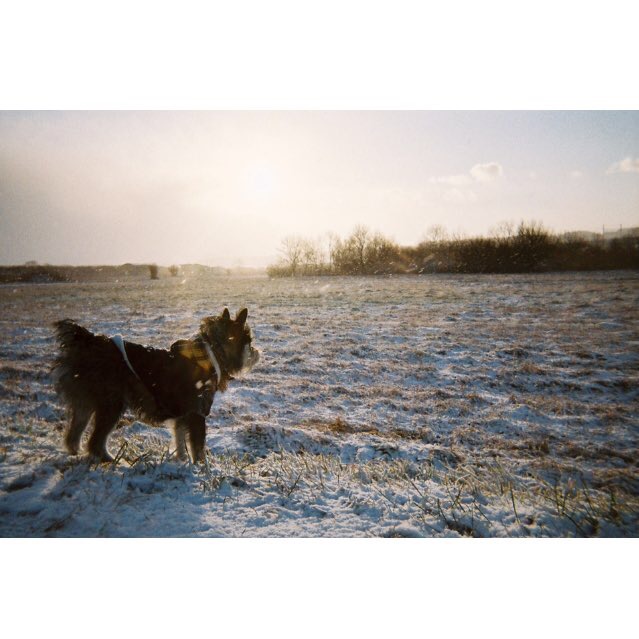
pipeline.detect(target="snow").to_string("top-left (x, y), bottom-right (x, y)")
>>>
top-left (0, 271), bottom-right (637, 536)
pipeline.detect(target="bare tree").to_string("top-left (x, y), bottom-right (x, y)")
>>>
top-left (279, 236), bottom-right (305, 276)
top-left (300, 238), bottom-right (323, 274)
top-left (425, 224), bottom-right (448, 243)
top-left (325, 232), bottom-right (339, 271)
top-left (329, 226), bottom-right (401, 274)
top-left (366, 232), bottom-right (401, 273)
top-left (491, 220), bottom-right (515, 239)
top-left (351, 225), bottom-right (370, 272)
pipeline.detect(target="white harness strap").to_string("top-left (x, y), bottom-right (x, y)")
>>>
top-left (111, 334), bottom-right (140, 379)
top-left (201, 339), bottom-right (222, 383)
top-left (111, 333), bottom-right (221, 385)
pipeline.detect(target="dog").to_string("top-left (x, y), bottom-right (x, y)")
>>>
top-left (52, 308), bottom-right (259, 463)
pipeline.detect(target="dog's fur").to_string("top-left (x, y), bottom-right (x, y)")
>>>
top-left (52, 308), bottom-right (259, 462)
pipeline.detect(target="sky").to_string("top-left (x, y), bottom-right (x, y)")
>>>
top-left (0, 111), bottom-right (637, 267)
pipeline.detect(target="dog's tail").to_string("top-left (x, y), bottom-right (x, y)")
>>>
top-left (51, 320), bottom-right (160, 420)
top-left (53, 319), bottom-right (95, 351)
top-left (52, 320), bottom-right (105, 406)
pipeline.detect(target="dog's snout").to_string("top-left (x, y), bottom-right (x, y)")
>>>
top-left (241, 343), bottom-right (260, 371)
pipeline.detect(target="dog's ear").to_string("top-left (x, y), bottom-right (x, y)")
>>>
top-left (221, 308), bottom-right (231, 321)
top-left (236, 308), bottom-right (248, 326)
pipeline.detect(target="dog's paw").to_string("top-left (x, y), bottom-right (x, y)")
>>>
top-left (88, 450), bottom-right (115, 463)
top-left (65, 442), bottom-right (80, 455)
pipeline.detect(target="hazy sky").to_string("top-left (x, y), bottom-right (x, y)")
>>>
top-left (1, 111), bottom-right (637, 267)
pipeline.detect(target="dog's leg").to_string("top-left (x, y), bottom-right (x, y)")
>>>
top-left (172, 420), bottom-right (188, 461)
top-left (65, 405), bottom-right (93, 455)
top-left (88, 403), bottom-right (122, 462)
top-left (184, 413), bottom-right (207, 463)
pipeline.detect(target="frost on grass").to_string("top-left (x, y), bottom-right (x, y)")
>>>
top-left (0, 272), bottom-right (637, 537)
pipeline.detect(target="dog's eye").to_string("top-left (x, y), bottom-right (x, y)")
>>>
top-left (228, 336), bottom-right (235, 341)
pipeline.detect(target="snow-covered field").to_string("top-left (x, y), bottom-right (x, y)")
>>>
top-left (0, 272), bottom-right (637, 536)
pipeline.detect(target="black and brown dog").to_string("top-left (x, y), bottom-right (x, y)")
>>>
top-left (52, 308), bottom-right (259, 463)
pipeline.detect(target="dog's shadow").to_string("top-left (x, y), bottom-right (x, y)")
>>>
top-left (1, 427), bottom-right (229, 537)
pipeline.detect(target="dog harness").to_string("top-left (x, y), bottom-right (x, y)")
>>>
top-left (111, 334), bottom-right (141, 379)
top-left (201, 339), bottom-right (222, 384)
top-left (111, 333), bottom-right (223, 390)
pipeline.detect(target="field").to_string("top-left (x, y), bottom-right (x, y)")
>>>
top-left (0, 271), bottom-right (637, 537)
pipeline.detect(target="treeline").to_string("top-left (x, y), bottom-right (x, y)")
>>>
top-left (0, 263), bottom-right (257, 284)
top-left (267, 223), bottom-right (639, 277)
top-left (0, 263), bottom-right (162, 283)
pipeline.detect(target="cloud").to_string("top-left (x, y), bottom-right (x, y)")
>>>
top-left (606, 157), bottom-right (639, 174)
top-left (429, 162), bottom-right (503, 204)
top-left (431, 162), bottom-right (504, 187)
top-left (569, 170), bottom-right (583, 179)
top-left (470, 162), bottom-right (504, 182)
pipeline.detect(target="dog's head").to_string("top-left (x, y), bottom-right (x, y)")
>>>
top-left (200, 307), bottom-right (260, 375)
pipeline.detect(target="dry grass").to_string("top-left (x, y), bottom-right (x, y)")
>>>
top-left (307, 417), bottom-right (433, 442)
